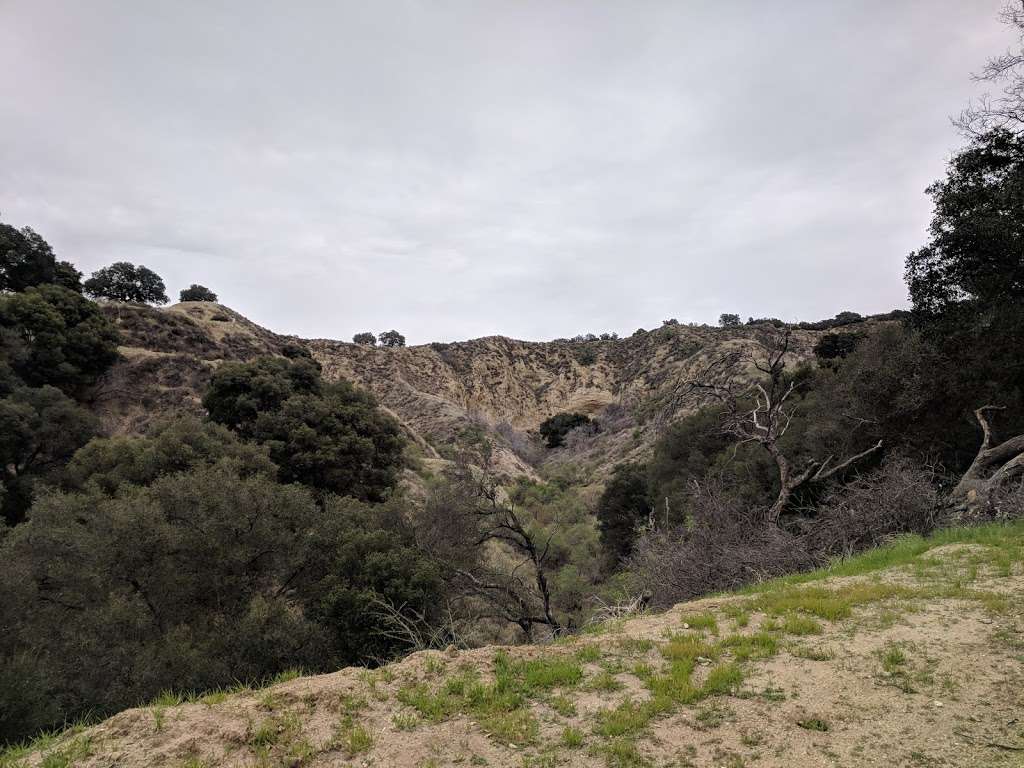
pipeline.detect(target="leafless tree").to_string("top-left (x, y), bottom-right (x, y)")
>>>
top-left (415, 446), bottom-right (562, 640)
top-left (956, 2), bottom-right (1024, 135)
top-left (949, 406), bottom-right (1024, 513)
top-left (682, 328), bottom-right (882, 523)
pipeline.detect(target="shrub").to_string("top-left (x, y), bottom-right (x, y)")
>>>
top-left (179, 284), bottom-right (218, 302)
top-left (595, 463), bottom-right (651, 563)
top-left (813, 331), bottom-right (863, 361)
top-left (352, 332), bottom-right (377, 346)
top-left (538, 412), bottom-right (592, 449)
top-left (0, 285), bottom-right (120, 395)
top-left (628, 482), bottom-right (813, 609)
top-left (803, 458), bottom-right (940, 556)
top-left (718, 313), bottom-right (741, 327)
top-left (203, 356), bottom-right (404, 500)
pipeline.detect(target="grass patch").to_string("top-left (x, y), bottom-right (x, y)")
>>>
top-left (576, 644), bottom-right (602, 663)
top-left (782, 613), bottom-right (823, 636)
top-left (720, 632), bottom-right (778, 662)
top-left (561, 725), bottom-right (585, 748)
top-left (681, 612), bottom-right (719, 634)
top-left (332, 715), bottom-right (373, 757)
top-left (660, 634), bottom-right (718, 663)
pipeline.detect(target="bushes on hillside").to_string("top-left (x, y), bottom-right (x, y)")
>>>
top-left (0, 417), bottom-right (439, 742)
top-left (539, 412), bottom-right (592, 449)
top-left (179, 284), bottom-right (218, 302)
top-left (203, 356), bottom-right (404, 500)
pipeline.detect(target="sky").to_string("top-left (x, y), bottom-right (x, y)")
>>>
top-left (0, 1), bottom-right (1017, 344)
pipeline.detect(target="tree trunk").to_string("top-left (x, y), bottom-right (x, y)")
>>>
top-left (949, 406), bottom-right (1024, 513)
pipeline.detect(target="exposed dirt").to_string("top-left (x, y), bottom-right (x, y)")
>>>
top-left (18, 540), bottom-right (1024, 768)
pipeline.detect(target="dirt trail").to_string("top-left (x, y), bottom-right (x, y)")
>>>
top-left (10, 540), bottom-right (1024, 768)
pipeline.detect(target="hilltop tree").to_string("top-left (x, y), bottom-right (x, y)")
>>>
top-left (379, 329), bottom-right (406, 348)
top-left (0, 219), bottom-right (81, 293)
top-left (718, 313), bottom-right (741, 327)
top-left (84, 262), bottom-right (168, 304)
top-left (352, 332), bottom-right (377, 346)
top-left (179, 284), bottom-right (218, 302)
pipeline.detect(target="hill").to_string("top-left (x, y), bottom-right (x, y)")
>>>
top-left (91, 301), bottom-right (869, 488)
top-left (6, 520), bottom-right (1023, 768)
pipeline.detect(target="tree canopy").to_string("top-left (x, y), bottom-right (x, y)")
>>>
top-left (179, 284), bottom-right (218, 302)
top-left (203, 356), bottom-right (405, 500)
top-left (84, 262), bottom-right (168, 304)
top-left (0, 219), bottom-right (81, 294)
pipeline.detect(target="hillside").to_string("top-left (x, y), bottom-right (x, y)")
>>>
top-left (91, 301), bottom-right (856, 486)
top-left (7, 520), bottom-right (1023, 768)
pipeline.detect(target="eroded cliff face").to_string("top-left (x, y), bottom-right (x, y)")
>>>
top-left (92, 302), bottom-right (828, 486)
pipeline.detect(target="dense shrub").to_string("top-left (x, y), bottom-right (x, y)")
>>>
top-left (0, 421), bottom-right (440, 742)
top-left (539, 412), bottom-right (592, 449)
top-left (203, 356), bottom-right (404, 500)
top-left (379, 330), bottom-right (406, 348)
top-left (0, 285), bottom-right (120, 395)
top-left (352, 331), bottom-right (377, 345)
top-left (595, 462), bottom-right (651, 563)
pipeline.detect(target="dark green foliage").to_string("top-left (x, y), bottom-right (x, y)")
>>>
top-left (203, 356), bottom-right (404, 500)
top-left (718, 313), bottom-right (741, 327)
top-left (595, 462), bottom-right (651, 562)
top-left (202, 356), bottom-right (321, 431)
top-left (379, 329), bottom-right (406, 347)
top-left (0, 285), bottom-right (120, 395)
top-left (539, 412), bottom-right (592, 449)
top-left (352, 331), bottom-right (377, 345)
top-left (0, 421), bottom-right (440, 742)
top-left (813, 331), bottom-right (863, 361)
top-left (62, 416), bottom-right (275, 495)
top-left (83, 262), bottom-right (169, 304)
top-left (905, 130), bottom-right (1024, 412)
top-left (0, 386), bottom-right (98, 525)
top-left (0, 219), bottom-right (81, 293)
top-left (178, 284), bottom-right (218, 302)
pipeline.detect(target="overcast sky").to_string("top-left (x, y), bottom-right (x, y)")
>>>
top-left (0, 2), bottom-right (1016, 343)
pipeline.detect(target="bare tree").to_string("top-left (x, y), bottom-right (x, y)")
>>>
top-left (949, 406), bottom-right (1024, 512)
top-left (415, 446), bottom-right (562, 640)
top-left (682, 328), bottom-right (882, 524)
top-left (956, 2), bottom-right (1024, 135)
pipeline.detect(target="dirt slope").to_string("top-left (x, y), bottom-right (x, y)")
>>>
top-left (13, 524), bottom-right (1024, 768)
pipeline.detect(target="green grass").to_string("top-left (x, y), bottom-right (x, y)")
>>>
top-left (333, 715), bottom-right (374, 757)
top-left (681, 612), bottom-right (719, 634)
top-left (576, 644), bottom-right (602, 663)
top-left (720, 631), bottom-right (778, 661)
top-left (797, 717), bottom-right (829, 732)
top-left (561, 725), bottom-right (585, 748)
top-left (782, 613), bottom-right (824, 636)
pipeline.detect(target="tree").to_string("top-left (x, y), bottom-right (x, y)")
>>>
top-left (682, 329), bottom-right (882, 523)
top-left (178, 284), bottom-right (218, 302)
top-left (83, 262), bottom-right (168, 304)
top-left (0, 386), bottom-right (98, 525)
top-left (0, 463), bottom-right (439, 741)
top-left (813, 331), bottom-right (863, 362)
top-left (352, 332), bottom-right (377, 346)
top-left (718, 313), bottom-right (741, 327)
top-left (416, 449), bottom-right (564, 638)
top-left (948, 406), bottom-right (1024, 512)
top-left (379, 330), bottom-right (406, 348)
top-left (595, 462), bottom-right (651, 563)
top-left (956, 3), bottom-right (1024, 135)
top-left (0, 285), bottom-right (120, 395)
top-left (203, 356), bottom-right (405, 500)
top-left (538, 412), bottom-right (592, 449)
top-left (0, 219), bottom-right (81, 294)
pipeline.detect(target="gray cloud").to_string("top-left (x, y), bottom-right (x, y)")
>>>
top-left (0, 1), bottom-right (1015, 343)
